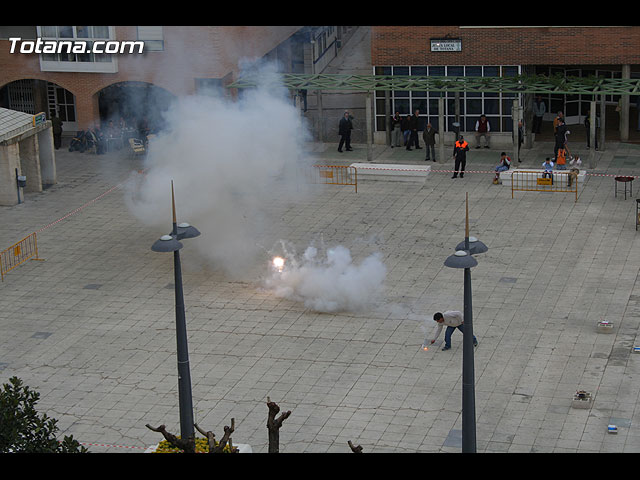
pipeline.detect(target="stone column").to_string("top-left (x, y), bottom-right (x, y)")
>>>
top-left (599, 94), bottom-right (606, 152)
top-left (589, 100), bottom-right (597, 168)
top-left (620, 64), bottom-right (630, 141)
top-left (366, 91), bottom-right (372, 161)
top-left (523, 93), bottom-right (533, 149)
top-left (316, 90), bottom-right (324, 142)
top-left (438, 96), bottom-right (445, 162)
top-left (19, 134), bottom-right (42, 193)
top-left (294, 92), bottom-right (303, 116)
top-left (76, 91), bottom-right (101, 131)
top-left (512, 100), bottom-right (520, 163)
top-left (455, 92), bottom-right (461, 142)
top-left (37, 126), bottom-right (57, 186)
top-left (385, 90), bottom-right (391, 146)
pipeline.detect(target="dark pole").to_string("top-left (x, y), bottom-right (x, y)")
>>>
top-left (462, 193), bottom-right (476, 453)
top-left (174, 247), bottom-right (194, 441)
top-left (171, 182), bottom-right (194, 441)
top-left (446, 194), bottom-right (485, 453)
top-left (462, 266), bottom-right (476, 452)
top-left (151, 182), bottom-right (200, 443)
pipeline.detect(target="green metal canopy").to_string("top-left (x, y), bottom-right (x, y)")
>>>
top-left (227, 73), bottom-right (640, 95)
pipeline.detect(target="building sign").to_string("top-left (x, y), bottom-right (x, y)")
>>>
top-left (430, 39), bottom-right (462, 52)
top-left (32, 112), bottom-right (46, 127)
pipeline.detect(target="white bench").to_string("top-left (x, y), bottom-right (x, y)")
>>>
top-left (349, 163), bottom-right (430, 182)
top-left (499, 168), bottom-right (586, 187)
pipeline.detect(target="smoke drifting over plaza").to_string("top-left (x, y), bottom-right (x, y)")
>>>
top-left (125, 64), bottom-right (305, 271)
top-left (265, 241), bottom-right (387, 313)
top-left (124, 62), bottom-right (387, 313)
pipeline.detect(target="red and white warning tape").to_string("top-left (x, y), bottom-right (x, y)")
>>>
top-left (36, 169), bottom-right (147, 234)
top-left (79, 442), bottom-right (147, 451)
top-left (29, 165), bottom-right (637, 237)
top-left (358, 165), bottom-right (638, 178)
top-left (36, 184), bottom-right (122, 233)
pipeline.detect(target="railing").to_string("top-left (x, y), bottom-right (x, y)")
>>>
top-left (308, 165), bottom-right (357, 193)
top-left (0, 232), bottom-right (43, 281)
top-left (511, 169), bottom-right (578, 202)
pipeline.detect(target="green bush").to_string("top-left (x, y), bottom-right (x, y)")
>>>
top-left (0, 376), bottom-right (88, 453)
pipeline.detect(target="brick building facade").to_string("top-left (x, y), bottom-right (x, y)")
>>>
top-left (370, 26), bottom-right (640, 142)
top-left (0, 26), bottom-right (305, 131)
top-left (371, 26), bottom-right (640, 66)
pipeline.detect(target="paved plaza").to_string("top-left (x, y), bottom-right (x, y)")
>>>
top-left (2, 137), bottom-right (640, 453)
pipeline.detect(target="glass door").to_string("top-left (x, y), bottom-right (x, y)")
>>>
top-left (47, 82), bottom-right (78, 132)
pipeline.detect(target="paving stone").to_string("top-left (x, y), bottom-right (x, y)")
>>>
top-left (2, 141), bottom-right (640, 452)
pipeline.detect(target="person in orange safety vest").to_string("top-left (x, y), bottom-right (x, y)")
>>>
top-left (452, 136), bottom-right (469, 178)
top-left (555, 146), bottom-right (567, 170)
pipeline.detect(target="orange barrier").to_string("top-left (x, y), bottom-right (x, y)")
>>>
top-left (0, 232), bottom-right (44, 281)
top-left (511, 169), bottom-right (578, 202)
top-left (309, 165), bottom-right (357, 193)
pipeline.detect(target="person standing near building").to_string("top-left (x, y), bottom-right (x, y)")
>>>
top-left (514, 120), bottom-right (524, 160)
top-left (533, 95), bottom-right (546, 134)
top-left (338, 110), bottom-right (354, 152)
top-left (451, 135), bottom-right (469, 178)
top-left (428, 311), bottom-right (478, 351)
top-left (406, 109), bottom-right (421, 151)
top-left (391, 111), bottom-right (402, 147)
top-left (138, 116), bottom-right (150, 144)
top-left (553, 111), bottom-right (564, 134)
top-left (401, 114), bottom-right (411, 147)
top-left (554, 118), bottom-right (569, 159)
top-left (422, 122), bottom-right (438, 161)
top-left (585, 110), bottom-right (599, 150)
top-left (475, 114), bottom-right (490, 148)
top-left (51, 112), bottom-right (63, 150)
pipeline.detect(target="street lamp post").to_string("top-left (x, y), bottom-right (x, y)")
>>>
top-left (444, 193), bottom-right (487, 453)
top-left (151, 181), bottom-right (201, 442)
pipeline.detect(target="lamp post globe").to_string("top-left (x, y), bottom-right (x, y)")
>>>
top-left (176, 222), bottom-right (201, 240)
top-left (444, 249), bottom-right (477, 269)
top-left (455, 236), bottom-right (488, 256)
top-left (151, 234), bottom-right (183, 253)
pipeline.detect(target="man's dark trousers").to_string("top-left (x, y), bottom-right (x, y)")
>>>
top-left (444, 325), bottom-right (477, 348)
top-left (339, 132), bottom-right (351, 151)
top-left (453, 157), bottom-right (466, 177)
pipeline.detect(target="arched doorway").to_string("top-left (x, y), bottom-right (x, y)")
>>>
top-left (97, 82), bottom-right (175, 135)
top-left (0, 79), bottom-right (78, 132)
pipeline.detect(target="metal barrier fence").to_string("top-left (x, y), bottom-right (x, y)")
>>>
top-left (511, 169), bottom-right (579, 202)
top-left (307, 165), bottom-right (358, 193)
top-left (0, 232), bottom-right (43, 281)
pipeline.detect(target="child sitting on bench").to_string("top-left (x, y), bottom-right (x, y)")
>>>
top-left (542, 157), bottom-right (554, 184)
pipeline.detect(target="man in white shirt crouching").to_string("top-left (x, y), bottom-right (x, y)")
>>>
top-left (429, 311), bottom-right (478, 351)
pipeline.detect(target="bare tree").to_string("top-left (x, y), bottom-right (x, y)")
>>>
top-left (146, 418), bottom-right (238, 453)
top-left (266, 396), bottom-right (291, 453)
top-left (145, 424), bottom-right (195, 453)
top-left (195, 419), bottom-right (238, 453)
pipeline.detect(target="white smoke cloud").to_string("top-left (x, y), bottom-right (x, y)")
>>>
top-left (264, 240), bottom-right (387, 313)
top-left (124, 61), bottom-right (388, 312)
top-left (124, 64), bottom-right (312, 277)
